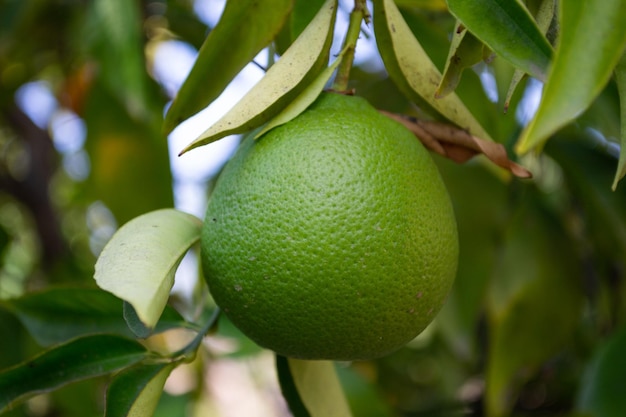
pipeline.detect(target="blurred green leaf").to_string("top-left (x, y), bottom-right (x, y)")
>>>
top-left (516, 0), bottom-right (626, 154)
top-left (152, 392), bottom-right (192, 417)
top-left (446, 0), bottom-right (552, 81)
top-left (163, 0), bottom-right (292, 133)
top-left (577, 324), bottom-right (626, 417)
top-left (613, 52), bottom-right (626, 190)
top-left (180, 0), bottom-right (337, 154)
top-left (94, 209), bottom-right (202, 330)
top-left (164, 1), bottom-right (211, 50)
top-left (215, 314), bottom-right (264, 358)
top-left (0, 0), bottom-right (23, 39)
top-left (435, 160), bottom-right (508, 360)
top-left (485, 190), bottom-right (584, 417)
top-left (548, 134), bottom-right (626, 256)
top-left (577, 84), bottom-right (622, 143)
top-left (395, 0), bottom-right (447, 10)
top-left (275, 0), bottom-right (328, 54)
top-left (2, 287), bottom-right (189, 346)
top-left (337, 365), bottom-right (395, 417)
top-left (373, 0), bottom-right (494, 142)
top-left (0, 335), bottom-right (150, 413)
top-left (288, 359), bottom-right (353, 417)
top-left (105, 362), bottom-right (176, 417)
top-left (89, 0), bottom-right (149, 117)
top-left (0, 308), bottom-right (28, 375)
top-left (83, 82), bottom-right (173, 225)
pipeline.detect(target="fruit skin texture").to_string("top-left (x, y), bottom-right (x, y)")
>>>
top-left (201, 92), bottom-right (458, 360)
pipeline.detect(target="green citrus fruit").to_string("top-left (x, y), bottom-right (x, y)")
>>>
top-left (201, 92), bottom-right (458, 360)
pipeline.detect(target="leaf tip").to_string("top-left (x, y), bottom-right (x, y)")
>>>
top-left (611, 174), bottom-right (624, 191)
top-left (178, 141), bottom-right (200, 156)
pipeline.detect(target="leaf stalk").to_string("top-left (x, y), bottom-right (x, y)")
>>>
top-left (172, 307), bottom-right (221, 363)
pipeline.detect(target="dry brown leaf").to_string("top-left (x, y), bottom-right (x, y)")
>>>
top-left (380, 111), bottom-right (532, 179)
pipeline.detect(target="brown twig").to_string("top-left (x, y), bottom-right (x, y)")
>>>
top-left (1, 104), bottom-right (68, 267)
top-left (380, 111), bottom-right (532, 179)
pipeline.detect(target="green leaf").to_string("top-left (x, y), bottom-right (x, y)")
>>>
top-left (399, 8), bottom-right (517, 143)
top-left (90, 0), bottom-right (149, 117)
top-left (546, 134), bottom-right (626, 262)
top-left (163, 0), bottom-right (292, 134)
top-left (446, 0), bottom-right (552, 81)
top-left (179, 0), bottom-right (337, 155)
top-left (255, 46), bottom-right (347, 139)
top-left (0, 308), bottom-right (27, 374)
top-left (435, 162), bottom-right (508, 360)
top-left (613, 52), bottom-right (626, 190)
top-left (123, 302), bottom-right (154, 339)
top-left (105, 362), bottom-right (176, 417)
top-left (504, 0), bottom-right (556, 111)
top-left (288, 359), bottom-right (353, 417)
top-left (94, 209), bottom-right (202, 330)
top-left (0, 334), bottom-right (149, 413)
top-left (577, 324), bottom-right (626, 417)
top-left (83, 82), bottom-right (174, 226)
top-left (436, 22), bottom-right (486, 98)
top-left (395, 0), bottom-right (447, 10)
top-left (2, 287), bottom-right (131, 346)
top-left (2, 287), bottom-right (189, 346)
top-left (372, 0), bottom-right (493, 141)
top-left (336, 366), bottom-right (395, 417)
top-left (122, 301), bottom-right (191, 339)
top-left (485, 192), bottom-right (584, 417)
top-left (275, 0), bottom-right (328, 54)
top-left (516, 0), bottom-right (626, 154)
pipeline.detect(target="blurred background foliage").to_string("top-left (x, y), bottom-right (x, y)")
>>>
top-left (0, 0), bottom-right (625, 416)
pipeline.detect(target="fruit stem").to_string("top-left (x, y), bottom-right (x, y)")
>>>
top-left (172, 307), bottom-right (221, 362)
top-left (331, 0), bottom-right (370, 92)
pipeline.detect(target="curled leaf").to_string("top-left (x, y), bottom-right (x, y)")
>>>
top-left (94, 209), bottom-right (202, 331)
top-left (179, 0), bottom-right (338, 155)
top-left (373, 0), bottom-right (493, 141)
top-left (163, 0), bottom-right (292, 134)
top-left (381, 111), bottom-right (532, 178)
top-left (255, 47), bottom-right (348, 139)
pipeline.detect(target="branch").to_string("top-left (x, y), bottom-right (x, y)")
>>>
top-left (380, 111), bottom-right (532, 179)
top-left (1, 104), bottom-right (68, 266)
